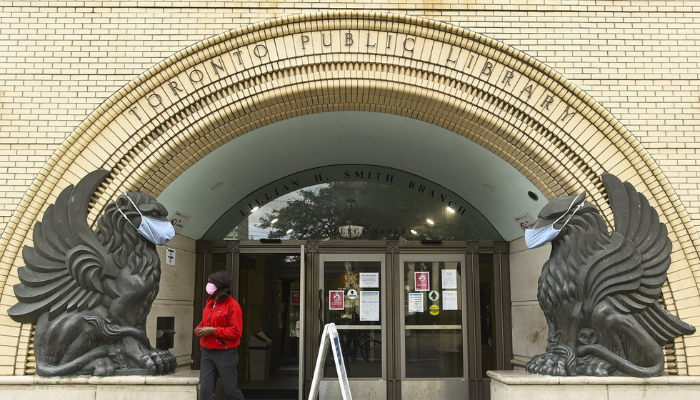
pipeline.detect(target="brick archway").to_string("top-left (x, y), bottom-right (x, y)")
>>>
top-left (1, 11), bottom-right (698, 375)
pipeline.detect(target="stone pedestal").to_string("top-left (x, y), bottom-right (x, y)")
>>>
top-left (0, 369), bottom-right (199, 400)
top-left (488, 370), bottom-right (700, 400)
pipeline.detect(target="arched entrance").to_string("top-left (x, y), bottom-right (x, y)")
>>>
top-left (1, 9), bottom-right (699, 389)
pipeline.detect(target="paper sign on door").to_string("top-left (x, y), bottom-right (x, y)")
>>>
top-left (415, 272), bottom-right (430, 291)
top-left (408, 292), bottom-right (424, 313)
top-left (329, 290), bottom-right (345, 310)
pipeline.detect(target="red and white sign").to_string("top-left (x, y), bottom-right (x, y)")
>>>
top-left (329, 290), bottom-right (345, 310)
top-left (415, 272), bottom-right (430, 291)
top-left (291, 291), bottom-right (301, 305)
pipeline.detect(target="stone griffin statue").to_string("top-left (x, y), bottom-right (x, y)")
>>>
top-left (525, 173), bottom-right (695, 377)
top-left (8, 170), bottom-right (177, 376)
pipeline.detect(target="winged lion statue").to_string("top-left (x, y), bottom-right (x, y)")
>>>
top-left (8, 169), bottom-right (177, 376)
top-left (525, 173), bottom-right (695, 377)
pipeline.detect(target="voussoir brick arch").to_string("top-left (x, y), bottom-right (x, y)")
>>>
top-left (1, 11), bottom-right (699, 375)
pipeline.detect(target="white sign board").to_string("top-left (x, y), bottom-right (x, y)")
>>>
top-left (443, 290), bottom-right (459, 310)
top-left (169, 211), bottom-right (191, 234)
top-left (360, 291), bottom-right (380, 322)
top-left (441, 269), bottom-right (457, 289)
top-left (408, 292), bottom-right (424, 313)
top-left (515, 213), bottom-right (535, 231)
top-left (359, 272), bottom-right (379, 288)
top-left (309, 323), bottom-right (353, 400)
top-left (165, 247), bottom-right (176, 266)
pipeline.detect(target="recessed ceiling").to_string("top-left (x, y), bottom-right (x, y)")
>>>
top-left (157, 111), bottom-right (548, 240)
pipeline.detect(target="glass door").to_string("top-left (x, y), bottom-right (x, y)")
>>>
top-left (235, 244), bottom-right (304, 400)
top-left (399, 254), bottom-right (468, 399)
top-left (318, 254), bottom-right (386, 400)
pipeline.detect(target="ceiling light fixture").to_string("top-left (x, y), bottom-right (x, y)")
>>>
top-left (271, 218), bottom-right (278, 224)
top-left (426, 218), bottom-right (435, 226)
top-left (410, 229), bottom-right (418, 235)
top-left (446, 206), bottom-right (455, 213)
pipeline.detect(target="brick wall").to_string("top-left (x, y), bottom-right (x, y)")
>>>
top-left (1, 1), bottom-right (699, 233)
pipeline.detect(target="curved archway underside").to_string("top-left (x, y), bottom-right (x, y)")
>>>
top-left (0, 11), bottom-right (699, 375)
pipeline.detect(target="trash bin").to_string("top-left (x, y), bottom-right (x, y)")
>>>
top-left (248, 332), bottom-right (272, 381)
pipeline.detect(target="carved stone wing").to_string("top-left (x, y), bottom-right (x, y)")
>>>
top-left (601, 173), bottom-right (670, 312)
top-left (582, 173), bottom-right (694, 341)
top-left (8, 170), bottom-right (118, 324)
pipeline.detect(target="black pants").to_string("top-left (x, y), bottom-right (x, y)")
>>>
top-left (200, 347), bottom-right (245, 400)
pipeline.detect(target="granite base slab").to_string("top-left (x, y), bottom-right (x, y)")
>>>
top-left (0, 369), bottom-right (199, 400)
top-left (488, 370), bottom-right (700, 400)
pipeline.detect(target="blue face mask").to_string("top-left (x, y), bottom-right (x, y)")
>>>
top-left (117, 195), bottom-right (175, 246)
top-left (525, 194), bottom-right (583, 249)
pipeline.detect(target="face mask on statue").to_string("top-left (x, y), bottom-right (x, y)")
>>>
top-left (525, 194), bottom-right (584, 249)
top-left (206, 283), bottom-right (218, 295)
top-left (117, 195), bottom-right (175, 246)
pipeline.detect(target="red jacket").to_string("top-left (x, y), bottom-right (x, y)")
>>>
top-left (195, 295), bottom-right (243, 349)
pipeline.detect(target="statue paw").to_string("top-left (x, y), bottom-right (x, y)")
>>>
top-left (121, 336), bottom-right (177, 375)
top-left (526, 352), bottom-right (568, 376)
top-left (139, 348), bottom-right (177, 375)
top-left (575, 355), bottom-right (612, 376)
top-left (92, 357), bottom-right (117, 376)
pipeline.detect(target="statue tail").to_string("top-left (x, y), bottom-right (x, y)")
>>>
top-left (36, 347), bottom-right (109, 377)
top-left (578, 344), bottom-right (664, 377)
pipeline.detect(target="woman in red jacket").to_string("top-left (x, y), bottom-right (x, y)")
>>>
top-left (195, 270), bottom-right (245, 400)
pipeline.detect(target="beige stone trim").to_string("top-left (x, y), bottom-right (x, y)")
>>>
top-left (0, 11), bottom-right (698, 375)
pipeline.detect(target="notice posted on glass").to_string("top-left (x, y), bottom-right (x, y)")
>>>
top-left (415, 272), bottom-right (430, 291)
top-left (443, 290), bottom-right (458, 310)
top-left (360, 291), bottom-right (380, 321)
top-left (408, 292), bottom-right (424, 313)
top-left (329, 290), bottom-right (345, 310)
top-left (441, 269), bottom-right (457, 289)
top-left (360, 272), bottom-right (379, 288)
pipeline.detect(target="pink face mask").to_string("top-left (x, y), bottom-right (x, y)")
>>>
top-left (206, 283), bottom-right (217, 295)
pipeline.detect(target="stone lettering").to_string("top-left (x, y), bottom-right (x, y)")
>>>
top-left (520, 83), bottom-right (533, 100)
top-left (466, 54), bottom-right (475, 69)
top-left (188, 69), bottom-right (204, 84)
top-left (481, 61), bottom-right (494, 76)
top-left (168, 81), bottom-right (184, 97)
top-left (366, 32), bottom-right (376, 48)
top-left (446, 46), bottom-right (458, 64)
top-left (300, 34), bottom-right (310, 50)
top-left (345, 32), bottom-right (354, 47)
top-left (322, 33), bottom-right (332, 47)
top-left (128, 106), bottom-right (143, 122)
top-left (147, 93), bottom-right (162, 108)
top-left (210, 58), bottom-right (226, 76)
top-left (232, 50), bottom-right (244, 65)
top-left (501, 70), bottom-right (514, 86)
top-left (253, 44), bottom-right (268, 59)
top-left (560, 105), bottom-right (576, 122)
top-left (540, 94), bottom-right (554, 110)
top-left (403, 37), bottom-right (415, 53)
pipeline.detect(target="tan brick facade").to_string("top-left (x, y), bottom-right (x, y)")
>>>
top-left (1, 3), bottom-right (700, 377)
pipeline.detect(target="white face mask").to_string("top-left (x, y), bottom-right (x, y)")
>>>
top-left (117, 195), bottom-right (175, 246)
top-left (525, 194), bottom-right (584, 249)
